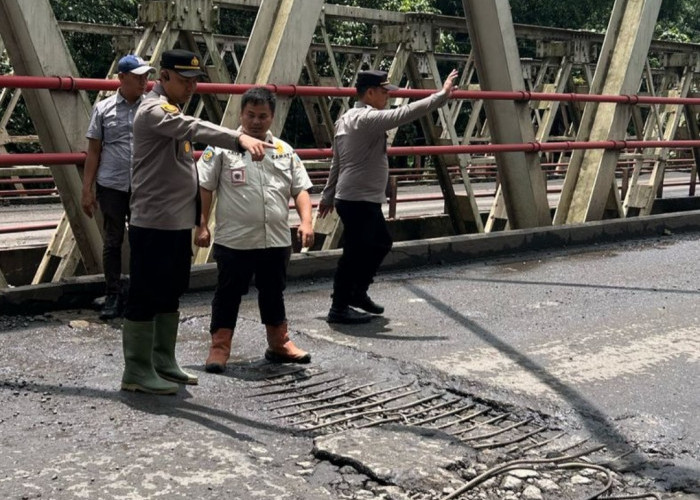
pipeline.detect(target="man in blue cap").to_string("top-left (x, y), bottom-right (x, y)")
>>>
top-left (318, 68), bottom-right (459, 324)
top-left (82, 54), bottom-right (155, 320)
top-left (120, 49), bottom-right (274, 394)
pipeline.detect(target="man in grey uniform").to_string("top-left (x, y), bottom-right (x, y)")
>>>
top-left (82, 55), bottom-right (155, 319)
top-left (318, 68), bottom-right (459, 324)
top-left (121, 49), bottom-right (273, 395)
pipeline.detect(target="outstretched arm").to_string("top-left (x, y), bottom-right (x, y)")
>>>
top-left (361, 69), bottom-right (460, 132)
top-left (147, 104), bottom-right (274, 161)
top-left (238, 133), bottom-right (275, 161)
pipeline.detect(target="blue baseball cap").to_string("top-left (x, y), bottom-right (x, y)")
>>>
top-left (117, 55), bottom-right (155, 75)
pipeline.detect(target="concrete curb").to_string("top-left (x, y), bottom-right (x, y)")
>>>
top-left (3, 209), bottom-right (700, 314)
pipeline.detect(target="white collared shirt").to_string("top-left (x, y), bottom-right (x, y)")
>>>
top-left (197, 130), bottom-right (312, 249)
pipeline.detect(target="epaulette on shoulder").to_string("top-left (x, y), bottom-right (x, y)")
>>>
top-left (160, 103), bottom-right (180, 114)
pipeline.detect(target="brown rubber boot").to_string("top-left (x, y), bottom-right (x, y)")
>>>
top-left (264, 322), bottom-right (311, 364)
top-left (205, 328), bottom-right (233, 373)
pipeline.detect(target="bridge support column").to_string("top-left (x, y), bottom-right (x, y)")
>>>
top-left (219, 0), bottom-right (324, 131)
top-left (0, 0), bottom-right (103, 280)
top-left (462, 0), bottom-right (551, 230)
top-left (554, 0), bottom-right (662, 224)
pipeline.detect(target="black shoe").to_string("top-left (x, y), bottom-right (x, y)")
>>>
top-left (264, 348), bottom-right (311, 364)
top-left (99, 294), bottom-right (120, 320)
top-left (348, 294), bottom-right (384, 315)
top-left (327, 306), bottom-right (372, 324)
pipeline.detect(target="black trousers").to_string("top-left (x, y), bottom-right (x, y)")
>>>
top-left (96, 183), bottom-right (130, 295)
top-left (332, 199), bottom-right (392, 307)
top-left (124, 225), bottom-right (192, 322)
top-left (210, 244), bottom-right (291, 333)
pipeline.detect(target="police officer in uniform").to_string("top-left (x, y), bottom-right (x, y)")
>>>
top-left (318, 68), bottom-right (459, 324)
top-left (121, 49), bottom-right (273, 394)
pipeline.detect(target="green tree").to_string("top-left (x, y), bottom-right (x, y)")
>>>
top-left (656, 0), bottom-right (700, 41)
top-left (49, 0), bottom-right (139, 78)
top-left (508, 0), bottom-right (614, 30)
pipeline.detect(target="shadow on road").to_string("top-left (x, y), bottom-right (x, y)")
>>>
top-left (403, 282), bottom-right (699, 493)
top-left (324, 315), bottom-right (449, 341)
top-left (0, 380), bottom-right (302, 444)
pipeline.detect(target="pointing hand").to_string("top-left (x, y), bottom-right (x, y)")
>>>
top-left (239, 134), bottom-right (275, 161)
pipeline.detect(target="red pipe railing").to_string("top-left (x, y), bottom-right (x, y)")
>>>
top-left (295, 140), bottom-right (700, 159)
top-left (0, 177), bottom-right (54, 185)
top-left (3, 75), bottom-right (700, 105)
top-left (0, 222), bottom-right (58, 234)
top-left (3, 75), bottom-right (700, 232)
top-left (2, 140), bottom-right (700, 167)
top-left (0, 188), bottom-right (57, 196)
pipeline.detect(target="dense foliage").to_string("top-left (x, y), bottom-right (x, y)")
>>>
top-left (50, 0), bottom-right (139, 78)
top-left (4, 0), bottom-right (699, 86)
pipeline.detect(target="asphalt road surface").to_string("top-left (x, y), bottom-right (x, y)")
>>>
top-left (0, 232), bottom-right (698, 499)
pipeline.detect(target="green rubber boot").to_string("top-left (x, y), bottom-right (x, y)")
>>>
top-left (121, 320), bottom-right (179, 394)
top-left (153, 312), bottom-right (199, 385)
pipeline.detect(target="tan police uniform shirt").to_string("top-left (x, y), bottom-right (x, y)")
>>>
top-left (130, 82), bottom-right (244, 230)
top-left (197, 129), bottom-right (312, 250)
top-left (320, 89), bottom-right (449, 205)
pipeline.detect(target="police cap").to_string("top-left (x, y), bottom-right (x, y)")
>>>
top-left (160, 49), bottom-right (206, 78)
top-left (355, 70), bottom-right (399, 91)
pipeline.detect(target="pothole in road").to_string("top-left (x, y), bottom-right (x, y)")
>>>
top-left (244, 365), bottom-right (665, 500)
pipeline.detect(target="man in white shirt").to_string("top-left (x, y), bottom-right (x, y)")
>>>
top-left (195, 87), bottom-right (314, 373)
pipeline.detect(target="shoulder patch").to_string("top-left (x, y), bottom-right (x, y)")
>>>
top-left (160, 103), bottom-right (179, 114)
top-left (270, 140), bottom-right (294, 160)
top-left (202, 147), bottom-right (214, 162)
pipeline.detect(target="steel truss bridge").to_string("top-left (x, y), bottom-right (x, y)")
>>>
top-left (1, 0), bottom-right (700, 289)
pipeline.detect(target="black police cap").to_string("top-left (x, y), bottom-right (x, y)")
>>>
top-left (355, 70), bottom-right (399, 90)
top-left (160, 49), bottom-right (206, 78)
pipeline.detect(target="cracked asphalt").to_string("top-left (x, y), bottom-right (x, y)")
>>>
top-left (1, 233), bottom-right (699, 499)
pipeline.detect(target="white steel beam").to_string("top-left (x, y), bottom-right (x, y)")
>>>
top-left (0, 0), bottom-right (103, 274)
top-left (555, 0), bottom-right (662, 224)
top-left (624, 65), bottom-right (695, 215)
top-left (462, 0), bottom-right (551, 229)
top-left (219, 0), bottom-right (324, 132)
